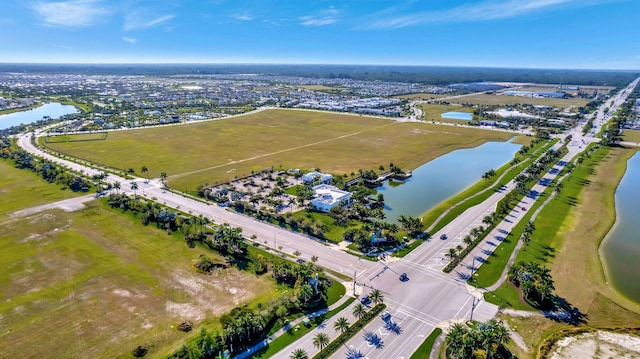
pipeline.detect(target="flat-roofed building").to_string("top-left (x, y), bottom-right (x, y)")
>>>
top-left (310, 184), bottom-right (351, 213)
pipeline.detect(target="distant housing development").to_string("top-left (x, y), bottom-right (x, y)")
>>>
top-left (310, 184), bottom-right (352, 212)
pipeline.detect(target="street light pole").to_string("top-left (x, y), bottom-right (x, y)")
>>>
top-left (353, 270), bottom-right (357, 296)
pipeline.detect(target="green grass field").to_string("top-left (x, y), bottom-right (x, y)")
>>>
top-left (622, 129), bottom-right (640, 143)
top-left (0, 200), bottom-right (278, 359)
top-left (45, 132), bottom-right (108, 143)
top-left (418, 103), bottom-right (476, 124)
top-left (43, 109), bottom-right (514, 193)
top-left (446, 93), bottom-right (590, 108)
top-left (0, 160), bottom-right (85, 218)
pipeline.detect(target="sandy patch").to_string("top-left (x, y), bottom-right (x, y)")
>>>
top-left (166, 301), bottom-right (205, 321)
top-left (550, 331), bottom-right (640, 359)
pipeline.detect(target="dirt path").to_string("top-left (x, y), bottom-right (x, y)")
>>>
top-left (9, 193), bottom-right (97, 218)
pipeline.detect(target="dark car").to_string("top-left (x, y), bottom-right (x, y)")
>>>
top-left (399, 273), bottom-right (408, 281)
top-left (440, 234), bottom-right (447, 240)
top-left (360, 295), bottom-right (370, 304)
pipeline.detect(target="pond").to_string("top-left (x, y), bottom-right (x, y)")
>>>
top-left (0, 102), bottom-right (78, 130)
top-left (600, 152), bottom-right (640, 303)
top-left (378, 140), bottom-right (521, 222)
top-left (441, 111), bottom-right (473, 121)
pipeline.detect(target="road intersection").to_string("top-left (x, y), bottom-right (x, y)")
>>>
top-left (14, 77), bottom-right (639, 359)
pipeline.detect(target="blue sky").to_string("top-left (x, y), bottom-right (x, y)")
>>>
top-left (1, 0), bottom-right (639, 69)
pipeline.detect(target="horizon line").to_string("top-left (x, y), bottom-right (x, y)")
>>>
top-left (0, 61), bottom-right (638, 72)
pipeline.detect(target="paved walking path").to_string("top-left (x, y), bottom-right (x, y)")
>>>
top-left (235, 292), bottom-right (354, 359)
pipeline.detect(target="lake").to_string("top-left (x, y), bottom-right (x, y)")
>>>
top-left (441, 111), bottom-right (473, 121)
top-left (0, 103), bottom-right (78, 130)
top-left (378, 140), bottom-right (521, 222)
top-left (600, 152), bottom-right (640, 303)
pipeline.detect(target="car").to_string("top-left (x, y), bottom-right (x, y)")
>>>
top-left (381, 311), bottom-right (392, 321)
top-left (399, 273), bottom-right (408, 281)
top-left (360, 295), bottom-right (370, 304)
top-left (521, 206), bottom-right (526, 210)
top-left (440, 234), bottom-right (447, 240)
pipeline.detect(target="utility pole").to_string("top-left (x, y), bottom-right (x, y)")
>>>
top-left (353, 270), bottom-right (357, 296)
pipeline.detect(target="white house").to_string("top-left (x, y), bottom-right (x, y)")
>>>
top-left (302, 171), bottom-right (333, 185)
top-left (310, 184), bottom-right (352, 213)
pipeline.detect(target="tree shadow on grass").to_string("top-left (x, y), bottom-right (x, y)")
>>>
top-left (543, 296), bottom-right (588, 326)
top-left (564, 196), bottom-right (579, 206)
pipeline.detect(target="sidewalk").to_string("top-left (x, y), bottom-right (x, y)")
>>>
top-left (235, 293), bottom-right (354, 359)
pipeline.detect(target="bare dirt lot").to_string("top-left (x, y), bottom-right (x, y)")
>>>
top-left (0, 202), bottom-right (277, 358)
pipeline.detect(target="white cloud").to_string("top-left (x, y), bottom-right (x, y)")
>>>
top-left (122, 36), bottom-right (137, 44)
top-left (32, 0), bottom-right (109, 28)
top-left (365, 0), bottom-right (603, 29)
top-left (300, 7), bottom-right (339, 26)
top-left (124, 12), bottom-right (175, 31)
top-left (234, 15), bottom-right (254, 21)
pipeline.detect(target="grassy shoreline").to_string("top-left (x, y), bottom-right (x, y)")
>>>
top-left (498, 145), bottom-right (640, 358)
top-left (0, 102), bottom-right (43, 115)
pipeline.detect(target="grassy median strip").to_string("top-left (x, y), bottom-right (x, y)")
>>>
top-left (410, 327), bottom-right (443, 359)
top-left (311, 303), bottom-right (387, 359)
top-left (249, 297), bottom-right (356, 359)
top-left (470, 184), bottom-right (552, 288)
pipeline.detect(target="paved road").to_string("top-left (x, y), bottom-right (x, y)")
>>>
top-left (315, 78), bottom-right (640, 359)
top-left (15, 77), bottom-right (639, 359)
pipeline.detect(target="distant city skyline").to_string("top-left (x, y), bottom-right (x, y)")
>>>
top-left (1, 0), bottom-right (638, 69)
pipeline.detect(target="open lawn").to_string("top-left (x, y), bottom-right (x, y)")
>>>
top-left (622, 129), bottom-right (640, 143)
top-left (445, 93), bottom-right (590, 108)
top-left (0, 202), bottom-right (278, 359)
top-left (496, 146), bottom-right (640, 358)
top-left (44, 109), bottom-right (514, 193)
top-left (0, 160), bottom-right (85, 218)
top-left (418, 103), bottom-right (476, 124)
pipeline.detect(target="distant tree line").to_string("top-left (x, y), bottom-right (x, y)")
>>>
top-left (2, 63), bottom-right (636, 87)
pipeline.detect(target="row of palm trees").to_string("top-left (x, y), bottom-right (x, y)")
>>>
top-left (445, 224), bottom-right (486, 262)
top-left (290, 289), bottom-right (384, 359)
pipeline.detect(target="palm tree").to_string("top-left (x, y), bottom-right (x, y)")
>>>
top-left (369, 289), bottom-right (384, 305)
top-left (112, 181), bottom-right (121, 194)
top-left (141, 166), bottom-right (148, 182)
top-left (445, 322), bottom-right (468, 358)
top-left (312, 332), bottom-right (330, 357)
top-left (554, 182), bottom-right (564, 197)
top-left (445, 248), bottom-right (458, 262)
top-left (352, 303), bottom-right (367, 320)
top-left (160, 172), bottom-right (168, 188)
top-left (463, 235), bottom-right (473, 246)
top-left (130, 181), bottom-right (139, 197)
top-left (333, 317), bottom-right (350, 333)
top-left (289, 348), bottom-right (309, 359)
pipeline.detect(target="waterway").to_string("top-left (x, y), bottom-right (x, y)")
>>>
top-left (601, 152), bottom-right (640, 303)
top-left (0, 102), bottom-right (78, 130)
top-left (441, 111), bottom-right (473, 121)
top-left (378, 140), bottom-right (521, 222)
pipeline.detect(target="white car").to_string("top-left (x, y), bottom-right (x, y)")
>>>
top-left (381, 311), bottom-right (392, 321)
